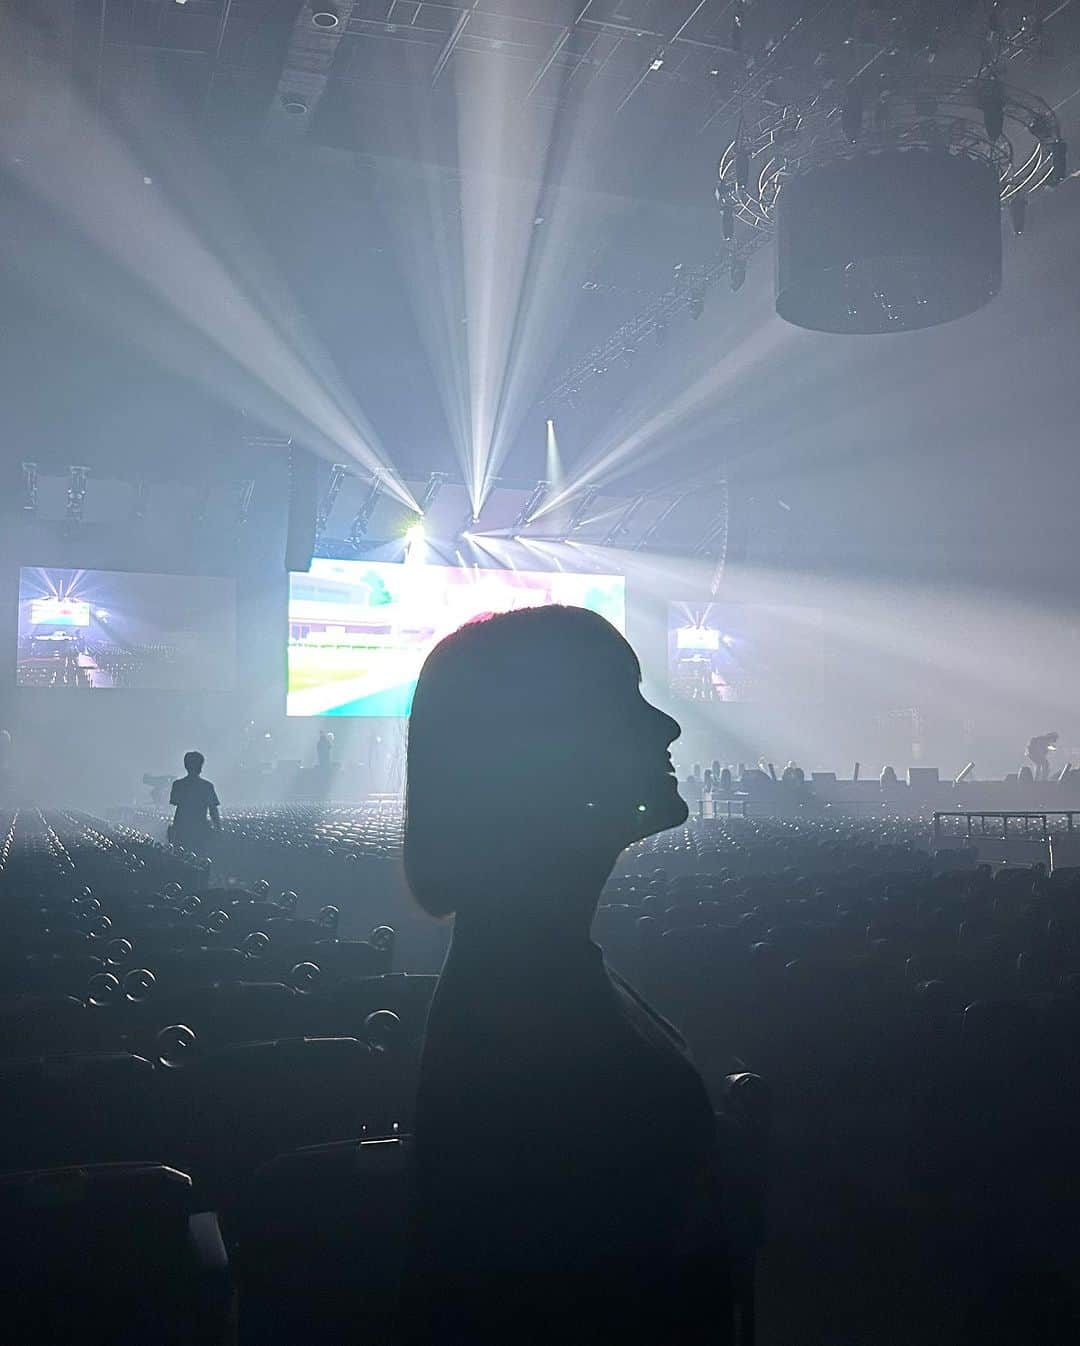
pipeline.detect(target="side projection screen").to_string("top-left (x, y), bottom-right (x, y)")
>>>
top-left (668, 602), bottom-right (824, 705)
top-left (17, 567), bottom-right (237, 692)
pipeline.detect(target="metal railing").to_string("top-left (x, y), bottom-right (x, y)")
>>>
top-left (933, 811), bottom-right (1080, 844)
top-left (697, 798), bottom-right (748, 820)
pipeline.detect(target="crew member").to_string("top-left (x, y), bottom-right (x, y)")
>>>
top-left (1026, 731), bottom-right (1059, 783)
top-left (169, 750), bottom-right (221, 856)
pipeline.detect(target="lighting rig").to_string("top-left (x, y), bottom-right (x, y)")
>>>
top-left (418, 471), bottom-right (447, 516)
top-left (544, 3), bottom-right (1069, 402)
top-left (65, 466), bottom-right (90, 526)
top-left (635, 492), bottom-right (691, 552)
top-left (21, 462), bottom-right (38, 516)
top-left (235, 479), bottom-right (256, 529)
top-left (714, 73), bottom-right (1063, 332)
top-left (131, 480), bottom-right (150, 523)
top-left (514, 480), bottom-right (549, 529)
top-left (348, 476), bottom-right (383, 549)
top-left (603, 494), bottom-right (649, 548)
top-left (457, 506), bottom-right (480, 542)
top-left (316, 464), bottom-right (349, 541)
top-left (563, 485), bottom-right (603, 541)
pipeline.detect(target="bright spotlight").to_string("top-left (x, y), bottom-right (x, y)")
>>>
top-left (95, 609), bottom-right (109, 620)
top-left (405, 522), bottom-right (425, 547)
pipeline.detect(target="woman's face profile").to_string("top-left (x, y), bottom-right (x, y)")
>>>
top-left (550, 630), bottom-right (689, 848)
top-left (404, 608), bottom-right (688, 915)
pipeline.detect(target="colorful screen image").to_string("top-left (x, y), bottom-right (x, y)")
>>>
top-left (29, 596), bottom-right (91, 627)
top-left (676, 626), bottom-right (721, 651)
top-left (668, 602), bottom-right (824, 704)
top-left (288, 558), bottom-right (627, 717)
top-left (17, 567), bottom-right (237, 691)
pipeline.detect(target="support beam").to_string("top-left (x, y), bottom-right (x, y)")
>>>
top-left (431, 1), bottom-right (480, 87)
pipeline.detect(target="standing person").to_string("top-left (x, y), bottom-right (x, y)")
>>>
top-left (1026, 731), bottom-right (1059, 782)
top-left (400, 605), bottom-right (731, 1346)
top-left (169, 751), bottom-right (220, 855)
top-left (316, 730), bottom-right (334, 771)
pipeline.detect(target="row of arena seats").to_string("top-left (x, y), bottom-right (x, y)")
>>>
top-left (0, 807), bottom-right (769, 1345)
top-left (0, 810), bottom-right (427, 1342)
top-left (122, 802), bottom-right (404, 898)
top-left (605, 819), bottom-right (1080, 1342)
top-left (10, 801), bottom-right (1080, 1340)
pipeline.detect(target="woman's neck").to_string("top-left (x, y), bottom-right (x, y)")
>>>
top-left (451, 854), bottom-right (614, 948)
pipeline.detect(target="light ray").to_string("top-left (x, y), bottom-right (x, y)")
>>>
top-left (0, 22), bottom-right (416, 509)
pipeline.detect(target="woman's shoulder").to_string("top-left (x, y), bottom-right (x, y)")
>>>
top-left (605, 965), bottom-right (691, 1050)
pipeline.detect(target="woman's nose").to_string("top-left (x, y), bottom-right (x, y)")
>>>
top-left (652, 704), bottom-right (682, 746)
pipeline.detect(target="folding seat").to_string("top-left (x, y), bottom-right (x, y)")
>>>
top-left (119, 923), bottom-right (212, 958)
top-left (114, 980), bottom-right (306, 1059)
top-left (267, 937), bottom-right (390, 986)
top-left (18, 927), bottom-right (93, 957)
top-left (663, 903), bottom-right (711, 931)
top-left (304, 972), bottom-right (438, 1042)
top-left (0, 1161), bottom-right (231, 1345)
top-left (10, 951), bottom-right (104, 997)
top-left (1014, 945), bottom-right (1068, 994)
top-left (263, 915), bottom-right (338, 945)
top-left (199, 900), bottom-right (292, 940)
top-left (144, 946), bottom-right (249, 991)
top-left (0, 993), bottom-right (87, 1057)
top-left (160, 1035), bottom-right (380, 1207)
top-left (0, 1051), bottom-right (158, 1172)
top-left (233, 1135), bottom-right (412, 1346)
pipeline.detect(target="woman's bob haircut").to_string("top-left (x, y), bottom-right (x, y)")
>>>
top-left (403, 604), bottom-right (638, 920)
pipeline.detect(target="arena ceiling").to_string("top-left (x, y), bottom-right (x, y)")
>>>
top-left (3, 0), bottom-right (1080, 587)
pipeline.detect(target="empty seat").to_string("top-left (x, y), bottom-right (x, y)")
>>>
top-left (0, 1051), bottom-right (158, 1171)
top-left (234, 1136), bottom-right (412, 1346)
top-left (0, 1161), bottom-right (231, 1345)
top-left (160, 1035), bottom-right (380, 1204)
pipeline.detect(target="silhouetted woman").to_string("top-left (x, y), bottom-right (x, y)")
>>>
top-left (400, 606), bottom-right (730, 1346)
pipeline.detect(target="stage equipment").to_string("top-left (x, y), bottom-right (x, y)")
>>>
top-left (603, 495), bottom-right (647, 547)
top-left (695, 502), bottom-right (729, 559)
top-left (316, 464), bottom-right (349, 541)
top-left (715, 76), bottom-right (1062, 333)
top-left (131, 479), bottom-right (150, 523)
top-left (564, 485), bottom-right (603, 540)
top-left (955, 762), bottom-right (975, 785)
top-left (636, 491), bottom-right (690, 552)
top-left (21, 462), bottom-right (38, 515)
top-left (285, 447), bottom-right (318, 572)
top-left (235, 479), bottom-right (256, 529)
top-left (515, 480), bottom-right (549, 529)
top-left (418, 472), bottom-right (447, 516)
top-left (66, 466), bottom-right (90, 526)
top-left (347, 476), bottom-right (383, 549)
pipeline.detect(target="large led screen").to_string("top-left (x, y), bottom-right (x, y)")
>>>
top-left (288, 558), bottom-right (627, 717)
top-left (668, 602), bottom-right (824, 704)
top-left (17, 567), bottom-right (237, 691)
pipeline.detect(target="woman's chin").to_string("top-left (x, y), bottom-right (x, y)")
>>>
top-left (667, 793), bottom-right (690, 828)
top-left (636, 786), bottom-right (689, 837)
